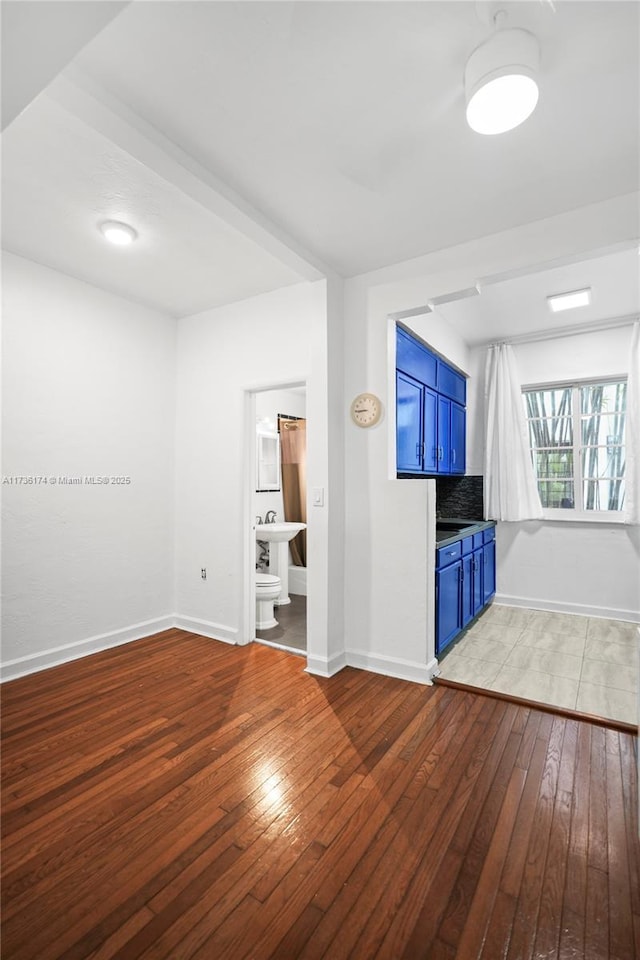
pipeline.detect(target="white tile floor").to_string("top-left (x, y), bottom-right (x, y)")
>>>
top-left (437, 604), bottom-right (639, 725)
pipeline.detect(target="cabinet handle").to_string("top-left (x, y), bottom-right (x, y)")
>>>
top-left (433, 446), bottom-right (438, 461)
top-left (452, 449), bottom-right (456, 464)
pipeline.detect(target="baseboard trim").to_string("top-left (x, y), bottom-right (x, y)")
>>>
top-left (305, 651), bottom-right (347, 678)
top-left (0, 615), bottom-right (176, 682)
top-left (495, 592), bottom-right (640, 623)
top-left (345, 649), bottom-right (435, 685)
top-left (172, 615), bottom-right (238, 644)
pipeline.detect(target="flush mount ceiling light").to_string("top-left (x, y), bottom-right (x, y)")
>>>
top-left (465, 20), bottom-right (540, 135)
top-left (99, 220), bottom-right (138, 246)
top-left (547, 288), bottom-right (592, 313)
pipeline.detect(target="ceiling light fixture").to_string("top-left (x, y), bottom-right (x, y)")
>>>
top-left (99, 220), bottom-right (138, 246)
top-left (547, 288), bottom-right (592, 313)
top-left (465, 14), bottom-right (540, 135)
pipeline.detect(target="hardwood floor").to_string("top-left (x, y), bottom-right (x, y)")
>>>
top-left (2, 629), bottom-right (639, 959)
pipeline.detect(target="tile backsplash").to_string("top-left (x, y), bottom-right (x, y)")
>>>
top-left (436, 475), bottom-right (484, 521)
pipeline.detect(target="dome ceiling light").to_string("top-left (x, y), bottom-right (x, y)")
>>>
top-left (99, 220), bottom-right (138, 246)
top-left (465, 12), bottom-right (540, 135)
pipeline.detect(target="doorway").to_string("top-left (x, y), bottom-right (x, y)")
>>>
top-left (244, 381), bottom-right (308, 657)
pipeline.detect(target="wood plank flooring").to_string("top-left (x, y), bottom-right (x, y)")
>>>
top-left (2, 628), bottom-right (639, 959)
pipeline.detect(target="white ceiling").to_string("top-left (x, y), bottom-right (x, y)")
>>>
top-left (1, 0), bottom-right (639, 324)
top-left (1, 96), bottom-right (305, 317)
top-left (432, 246), bottom-right (640, 346)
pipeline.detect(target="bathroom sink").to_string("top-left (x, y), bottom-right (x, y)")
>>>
top-left (255, 522), bottom-right (307, 606)
top-left (255, 522), bottom-right (306, 543)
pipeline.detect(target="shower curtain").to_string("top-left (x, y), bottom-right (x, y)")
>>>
top-left (279, 416), bottom-right (307, 566)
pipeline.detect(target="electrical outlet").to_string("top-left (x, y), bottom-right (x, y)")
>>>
top-left (201, 568), bottom-right (207, 580)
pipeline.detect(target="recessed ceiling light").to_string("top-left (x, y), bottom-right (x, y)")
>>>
top-left (547, 288), bottom-right (592, 313)
top-left (465, 26), bottom-right (540, 135)
top-left (99, 220), bottom-right (138, 246)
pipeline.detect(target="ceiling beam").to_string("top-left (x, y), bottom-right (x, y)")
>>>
top-left (1, 1), bottom-right (129, 130)
top-left (47, 69), bottom-right (330, 283)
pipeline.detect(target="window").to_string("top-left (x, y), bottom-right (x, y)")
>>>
top-left (523, 379), bottom-right (627, 514)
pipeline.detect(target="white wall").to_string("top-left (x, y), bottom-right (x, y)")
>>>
top-left (479, 325), bottom-right (639, 620)
top-left (1, 253), bottom-right (176, 678)
top-left (173, 280), bottom-right (336, 660)
top-left (342, 193), bottom-right (640, 680)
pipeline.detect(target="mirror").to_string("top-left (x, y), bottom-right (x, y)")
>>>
top-left (256, 428), bottom-right (280, 492)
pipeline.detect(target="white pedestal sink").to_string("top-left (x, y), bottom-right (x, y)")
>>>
top-left (255, 522), bottom-right (306, 605)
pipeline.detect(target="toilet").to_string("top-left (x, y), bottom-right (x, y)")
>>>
top-left (255, 573), bottom-right (281, 630)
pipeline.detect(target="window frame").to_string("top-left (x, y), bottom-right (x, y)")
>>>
top-left (522, 375), bottom-right (628, 523)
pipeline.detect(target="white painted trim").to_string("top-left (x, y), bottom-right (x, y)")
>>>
top-left (0, 615), bottom-right (175, 682)
top-left (305, 651), bottom-right (347, 678)
top-left (241, 388), bottom-right (258, 646)
top-left (242, 377), bottom-right (309, 651)
top-left (345, 649), bottom-right (435, 685)
top-left (495, 593), bottom-right (640, 624)
top-left (173, 615), bottom-right (238, 644)
top-left (288, 565), bottom-right (307, 597)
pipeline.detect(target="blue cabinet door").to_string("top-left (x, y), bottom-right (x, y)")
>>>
top-left (436, 396), bottom-right (451, 473)
top-left (483, 539), bottom-right (496, 602)
top-left (396, 328), bottom-right (437, 388)
top-left (423, 386), bottom-right (438, 473)
top-left (436, 561), bottom-right (462, 654)
top-left (472, 549), bottom-right (483, 617)
top-left (450, 401), bottom-right (466, 475)
top-left (396, 371), bottom-right (423, 472)
top-left (396, 327), bottom-right (467, 477)
top-left (461, 554), bottom-right (474, 627)
top-left (437, 360), bottom-right (467, 405)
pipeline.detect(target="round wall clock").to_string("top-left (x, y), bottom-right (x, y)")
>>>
top-left (350, 392), bottom-right (383, 428)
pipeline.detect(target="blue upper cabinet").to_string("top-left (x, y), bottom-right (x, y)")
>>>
top-left (396, 371), bottom-right (424, 472)
top-left (437, 360), bottom-right (466, 405)
top-left (450, 401), bottom-right (465, 475)
top-left (396, 327), bottom-right (467, 477)
top-left (396, 328), bottom-right (437, 388)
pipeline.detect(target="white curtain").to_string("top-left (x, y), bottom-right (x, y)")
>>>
top-left (625, 321), bottom-right (640, 524)
top-left (485, 343), bottom-right (543, 521)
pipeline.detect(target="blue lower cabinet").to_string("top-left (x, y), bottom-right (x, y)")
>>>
top-left (472, 549), bottom-right (484, 617)
top-left (483, 539), bottom-right (496, 602)
top-left (435, 561), bottom-right (462, 655)
top-left (461, 554), bottom-right (474, 628)
top-left (436, 523), bottom-right (497, 659)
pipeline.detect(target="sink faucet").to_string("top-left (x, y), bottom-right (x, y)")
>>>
top-left (264, 510), bottom-right (277, 524)
top-left (255, 515), bottom-right (263, 526)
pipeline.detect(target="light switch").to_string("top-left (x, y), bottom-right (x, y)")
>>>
top-left (312, 486), bottom-right (324, 507)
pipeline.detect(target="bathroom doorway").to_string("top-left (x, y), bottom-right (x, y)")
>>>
top-left (246, 381), bottom-right (308, 657)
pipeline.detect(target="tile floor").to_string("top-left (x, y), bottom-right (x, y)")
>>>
top-left (256, 593), bottom-right (306, 654)
top-left (438, 604), bottom-right (639, 725)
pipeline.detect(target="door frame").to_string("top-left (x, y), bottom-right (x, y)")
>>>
top-left (240, 377), bottom-right (308, 647)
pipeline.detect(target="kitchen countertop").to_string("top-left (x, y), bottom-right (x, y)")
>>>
top-left (435, 517), bottom-right (496, 548)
